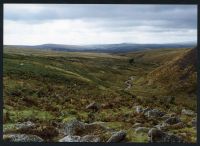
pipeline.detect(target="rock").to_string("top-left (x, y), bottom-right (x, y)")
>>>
top-left (3, 121), bottom-right (36, 134)
top-left (156, 122), bottom-right (185, 130)
top-left (107, 130), bottom-right (126, 142)
top-left (181, 109), bottom-right (196, 116)
top-left (59, 135), bottom-right (81, 142)
top-left (148, 128), bottom-right (166, 142)
top-left (165, 117), bottom-right (181, 125)
top-left (154, 122), bottom-right (170, 130)
top-left (135, 127), bottom-right (150, 134)
top-left (64, 119), bottom-right (107, 136)
top-left (80, 135), bottom-right (101, 142)
top-left (145, 109), bottom-right (165, 118)
top-left (148, 128), bottom-right (184, 143)
top-left (64, 119), bottom-right (85, 136)
top-left (162, 134), bottom-right (185, 143)
top-left (132, 123), bottom-right (142, 128)
top-left (135, 106), bottom-right (143, 114)
top-left (59, 135), bottom-right (100, 142)
top-left (3, 134), bottom-right (44, 142)
top-left (86, 102), bottom-right (100, 112)
top-left (15, 121), bottom-right (36, 130)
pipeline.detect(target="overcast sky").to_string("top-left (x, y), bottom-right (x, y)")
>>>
top-left (4, 4), bottom-right (197, 45)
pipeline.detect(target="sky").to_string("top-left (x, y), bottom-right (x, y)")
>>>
top-left (4, 4), bottom-right (197, 45)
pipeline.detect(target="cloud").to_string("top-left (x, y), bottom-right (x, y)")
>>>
top-left (4, 4), bottom-right (197, 28)
top-left (3, 4), bottom-right (197, 45)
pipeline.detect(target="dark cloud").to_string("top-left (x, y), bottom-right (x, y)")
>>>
top-left (4, 4), bottom-right (197, 29)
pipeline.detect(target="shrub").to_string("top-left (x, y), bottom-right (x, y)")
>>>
top-left (129, 58), bottom-right (135, 64)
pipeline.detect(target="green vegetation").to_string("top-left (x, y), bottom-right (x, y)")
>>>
top-left (3, 47), bottom-right (197, 142)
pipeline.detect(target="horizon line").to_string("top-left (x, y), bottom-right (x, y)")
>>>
top-left (4, 41), bottom-right (197, 46)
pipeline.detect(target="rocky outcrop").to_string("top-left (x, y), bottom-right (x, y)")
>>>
top-left (3, 121), bottom-right (36, 133)
top-left (59, 135), bottom-right (81, 142)
top-left (3, 134), bottom-right (44, 142)
top-left (148, 128), bottom-right (184, 143)
top-left (64, 120), bottom-right (85, 136)
top-left (63, 120), bottom-right (107, 139)
top-left (145, 109), bottom-right (165, 118)
top-left (107, 131), bottom-right (126, 142)
top-left (59, 135), bottom-right (100, 142)
top-left (15, 121), bottom-right (36, 130)
top-left (61, 120), bottom-right (109, 142)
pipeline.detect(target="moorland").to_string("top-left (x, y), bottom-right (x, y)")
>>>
top-left (3, 45), bottom-right (197, 142)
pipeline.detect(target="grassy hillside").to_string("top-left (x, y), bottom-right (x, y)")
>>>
top-left (3, 47), bottom-right (197, 142)
top-left (147, 48), bottom-right (197, 94)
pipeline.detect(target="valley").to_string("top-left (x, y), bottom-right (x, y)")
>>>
top-left (3, 47), bottom-right (197, 143)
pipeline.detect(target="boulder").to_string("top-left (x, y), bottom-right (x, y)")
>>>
top-left (64, 119), bottom-right (107, 136)
top-left (15, 121), bottom-right (36, 130)
top-left (148, 128), bottom-right (165, 142)
top-left (80, 135), bottom-right (101, 142)
top-left (59, 135), bottom-right (100, 142)
top-left (155, 121), bottom-right (185, 130)
top-left (165, 117), bottom-right (181, 125)
top-left (135, 127), bottom-right (150, 134)
top-left (64, 119), bottom-right (85, 136)
top-left (148, 128), bottom-right (184, 143)
top-left (3, 121), bottom-right (36, 134)
top-left (107, 130), bottom-right (126, 142)
top-left (59, 135), bottom-right (81, 142)
top-left (162, 134), bottom-right (185, 143)
top-left (86, 102), bottom-right (100, 112)
top-left (145, 109), bottom-right (165, 118)
top-left (3, 134), bottom-right (44, 142)
top-left (181, 109), bottom-right (196, 116)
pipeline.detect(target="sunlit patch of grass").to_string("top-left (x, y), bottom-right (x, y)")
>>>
top-left (126, 128), bottom-right (148, 142)
top-left (6, 109), bottom-right (54, 123)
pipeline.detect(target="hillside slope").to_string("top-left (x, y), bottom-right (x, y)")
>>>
top-left (147, 48), bottom-right (197, 94)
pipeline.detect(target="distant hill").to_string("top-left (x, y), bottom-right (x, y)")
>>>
top-left (147, 47), bottom-right (197, 94)
top-left (4, 43), bottom-right (196, 53)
